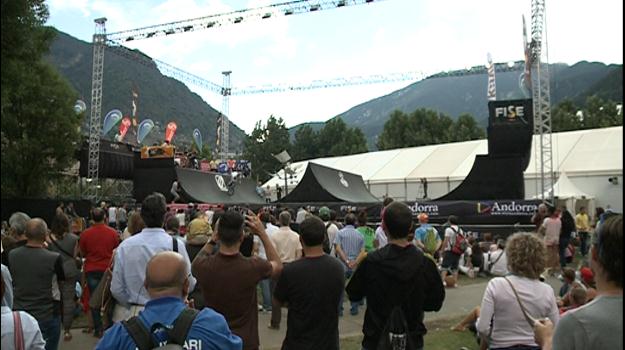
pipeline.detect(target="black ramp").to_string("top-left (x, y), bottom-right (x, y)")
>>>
top-left (280, 163), bottom-right (379, 203)
top-left (133, 155), bottom-right (177, 202)
top-left (176, 168), bottom-right (265, 205)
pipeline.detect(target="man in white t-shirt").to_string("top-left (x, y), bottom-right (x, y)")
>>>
top-left (441, 215), bottom-right (465, 286)
top-left (484, 239), bottom-right (508, 276)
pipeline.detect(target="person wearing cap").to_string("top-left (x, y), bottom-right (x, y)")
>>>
top-left (414, 213), bottom-right (440, 252)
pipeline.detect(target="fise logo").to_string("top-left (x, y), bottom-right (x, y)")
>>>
top-left (495, 105), bottom-right (526, 123)
top-left (338, 172), bottom-right (349, 188)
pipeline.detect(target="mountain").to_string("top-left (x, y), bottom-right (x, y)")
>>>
top-left (291, 61), bottom-right (622, 149)
top-left (45, 28), bottom-right (246, 152)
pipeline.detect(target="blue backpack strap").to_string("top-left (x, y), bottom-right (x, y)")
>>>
top-left (122, 316), bottom-right (158, 350)
top-left (168, 308), bottom-right (199, 345)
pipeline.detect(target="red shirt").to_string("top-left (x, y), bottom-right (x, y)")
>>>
top-left (79, 223), bottom-right (119, 272)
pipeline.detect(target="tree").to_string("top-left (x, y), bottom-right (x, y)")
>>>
top-left (317, 117), bottom-right (367, 157)
top-left (447, 113), bottom-right (486, 141)
top-left (198, 144), bottom-right (212, 161)
top-left (376, 110), bottom-right (411, 150)
top-left (582, 95), bottom-right (622, 129)
top-left (243, 116), bottom-right (290, 183)
top-left (292, 125), bottom-right (319, 161)
top-left (552, 99), bottom-right (581, 132)
top-left (1, 0), bottom-right (81, 197)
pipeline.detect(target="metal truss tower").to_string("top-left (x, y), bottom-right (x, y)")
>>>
top-left (530, 0), bottom-right (554, 203)
top-left (220, 71), bottom-right (232, 159)
top-left (86, 17), bottom-right (107, 202)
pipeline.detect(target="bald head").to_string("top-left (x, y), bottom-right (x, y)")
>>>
top-left (25, 218), bottom-right (48, 242)
top-left (144, 251), bottom-right (189, 299)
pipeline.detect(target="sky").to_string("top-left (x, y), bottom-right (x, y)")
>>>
top-left (46, 0), bottom-right (623, 134)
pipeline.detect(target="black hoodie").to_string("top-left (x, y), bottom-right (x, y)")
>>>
top-left (346, 243), bottom-right (445, 349)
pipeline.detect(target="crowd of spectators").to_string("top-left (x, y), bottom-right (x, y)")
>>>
top-left (0, 196), bottom-right (621, 350)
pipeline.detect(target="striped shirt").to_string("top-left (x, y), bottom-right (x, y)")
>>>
top-left (334, 225), bottom-right (364, 261)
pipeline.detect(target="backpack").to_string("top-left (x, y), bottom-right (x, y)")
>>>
top-left (450, 226), bottom-right (468, 255)
top-left (322, 222), bottom-right (332, 254)
top-left (122, 308), bottom-right (199, 350)
top-left (376, 259), bottom-right (423, 350)
top-left (422, 227), bottom-right (439, 255)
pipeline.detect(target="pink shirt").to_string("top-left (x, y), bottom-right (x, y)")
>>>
top-left (542, 216), bottom-right (561, 246)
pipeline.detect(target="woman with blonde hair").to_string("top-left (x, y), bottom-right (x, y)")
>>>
top-left (477, 232), bottom-right (559, 350)
top-left (121, 210), bottom-right (145, 240)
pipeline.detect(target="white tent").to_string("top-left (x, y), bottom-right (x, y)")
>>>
top-left (534, 172), bottom-right (596, 214)
top-left (262, 126), bottom-right (622, 211)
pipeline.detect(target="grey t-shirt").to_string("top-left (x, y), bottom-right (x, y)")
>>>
top-left (553, 295), bottom-right (623, 350)
top-left (48, 233), bottom-right (80, 278)
top-left (9, 246), bottom-right (65, 321)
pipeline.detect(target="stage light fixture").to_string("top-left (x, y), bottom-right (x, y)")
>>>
top-left (262, 12), bottom-right (272, 19)
top-left (183, 25), bottom-right (193, 32)
top-left (310, 4), bottom-right (320, 11)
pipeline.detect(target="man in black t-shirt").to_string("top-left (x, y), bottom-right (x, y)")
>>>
top-left (273, 216), bottom-right (344, 350)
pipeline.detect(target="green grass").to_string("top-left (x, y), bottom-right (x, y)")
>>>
top-left (338, 317), bottom-right (479, 350)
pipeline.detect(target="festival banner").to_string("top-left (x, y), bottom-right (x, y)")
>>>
top-left (102, 109), bottom-right (123, 135)
top-left (165, 121), bottom-right (177, 143)
top-left (137, 119), bottom-right (155, 144)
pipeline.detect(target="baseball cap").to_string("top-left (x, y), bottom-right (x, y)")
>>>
top-left (318, 206), bottom-right (330, 221)
top-left (580, 267), bottom-right (594, 284)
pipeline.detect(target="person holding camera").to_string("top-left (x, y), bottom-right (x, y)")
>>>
top-left (192, 210), bottom-right (283, 350)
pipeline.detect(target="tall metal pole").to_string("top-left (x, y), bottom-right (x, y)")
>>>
top-left (530, 0), bottom-right (554, 204)
top-left (86, 18), bottom-right (107, 203)
top-left (220, 71), bottom-right (232, 160)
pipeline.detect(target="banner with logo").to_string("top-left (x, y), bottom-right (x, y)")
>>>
top-left (165, 121), bottom-right (177, 143)
top-left (488, 99), bottom-right (532, 126)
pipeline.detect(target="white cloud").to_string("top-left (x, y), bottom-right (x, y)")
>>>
top-left (47, 0), bottom-right (91, 17)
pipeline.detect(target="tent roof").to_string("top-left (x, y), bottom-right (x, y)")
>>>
top-left (534, 172), bottom-right (595, 199)
top-left (263, 126), bottom-right (622, 188)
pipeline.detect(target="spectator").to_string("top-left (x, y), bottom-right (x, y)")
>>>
top-left (64, 202), bottom-right (78, 219)
top-left (335, 213), bottom-right (366, 316)
top-left (254, 212), bottom-right (279, 313)
top-left (121, 210), bottom-right (145, 240)
top-left (459, 238), bottom-right (484, 278)
top-left (558, 267), bottom-right (581, 299)
top-left (107, 203), bottom-right (118, 229)
top-left (170, 178), bottom-right (181, 204)
top-left (164, 215), bottom-right (182, 239)
top-left (559, 287), bottom-right (588, 315)
top-left (192, 211), bottom-right (283, 350)
top-left (414, 213), bottom-right (441, 255)
top-left (579, 267), bottom-right (597, 301)
top-left (187, 212), bottom-right (213, 241)
top-left (10, 218), bottom-right (66, 350)
top-left (111, 193), bottom-right (196, 322)
top-left (96, 252), bottom-right (242, 350)
top-left (575, 206), bottom-right (591, 258)
top-left (1, 262), bottom-right (12, 308)
top-left (1, 212), bottom-right (31, 267)
top-left (559, 207), bottom-right (576, 270)
top-left (440, 215), bottom-right (466, 287)
top-left (295, 207), bottom-right (308, 224)
top-left (532, 202), bottom-right (548, 230)
top-left (264, 185), bottom-right (272, 203)
top-left (276, 184), bottom-right (282, 200)
top-left (476, 232), bottom-right (559, 349)
top-left (485, 238), bottom-right (508, 276)
top-left (79, 208), bottom-right (120, 337)
top-left (479, 232), bottom-right (494, 253)
top-left (273, 216), bottom-right (344, 349)
top-left (346, 202), bottom-right (445, 350)
top-left (534, 214), bottom-right (622, 350)
top-left (329, 209), bottom-right (343, 230)
top-left (356, 210), bottom-right (376, 253)
top-left (373, 197), bottom-right (394, 249)
top-left (540, 205), bottom-right (562, 276)
top-left (1, 277), bottom-right (46, 349)
top-left (268, 211), bottom-right (302, 330)
top-left (117, 204), bottom-right (128, 232)
top-left (318, 206), bottom-right (339, 256)
top-left (47, 213), bottom-right (80, 341)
